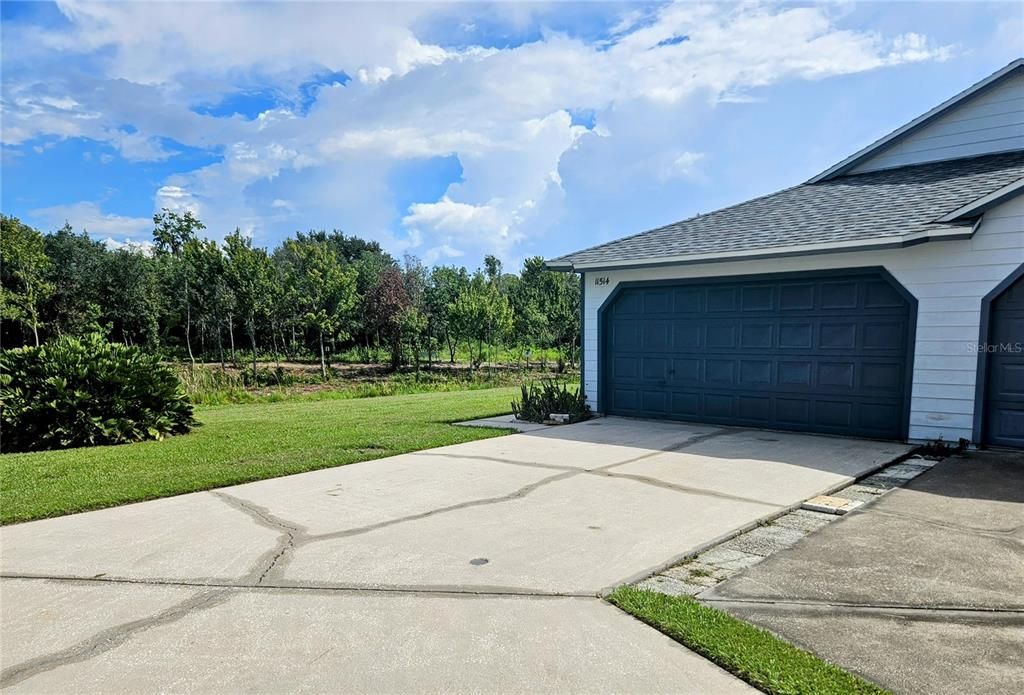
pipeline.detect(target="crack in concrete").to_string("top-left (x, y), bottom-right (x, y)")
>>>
top-left (591, 469), bottom-right (782, 508)
top-left (0, 588), bottom-right (232, 689)
top-left (209, 491), bottom-right (310, 585)
top-left (206, 427), bottom-right (744, 583)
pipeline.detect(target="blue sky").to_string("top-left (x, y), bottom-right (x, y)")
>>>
top-left (1, 1), bottom-right (1020, 267)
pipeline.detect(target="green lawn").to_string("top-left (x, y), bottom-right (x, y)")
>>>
top-left (608, 587), bottom-right (889, 695)
top-left (0, 387), bottom-right (518, 525)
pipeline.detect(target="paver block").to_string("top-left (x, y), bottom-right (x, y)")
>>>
top-left (772, 511), bottom-right (834, 533)
top-left (878, 463), bottom-right (931, 480)
top-left (697, 546), bottom-right (766, 571)
top-left (802, 495), bottom-right (864, 515)
top-left (858, 475), bottom-right (907, 490)
top-left (637, 574), bottom-right (707, 597)
top-left (837, 488), bottom-right (885, 504)
top-left (718, 525), bottom-right (807, 557)
top-left (663, 562), bottom-right (722, 586)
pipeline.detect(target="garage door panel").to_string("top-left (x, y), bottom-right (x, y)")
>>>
top-left (741, 324), bottom-right (773, 348)
top-left (820, 323), bottom-right (857, 349)
top-left (864, 321), bottom-right (908, 350)
top-left (741, 285), bottom-right (774, 311)
top-left (603, 272), bottom-right (912, 440)
top-left (706, 322), bottom-right (737, 348)
top-left (672, 322), bottom-right (702, 347)
top-left (779, 323), bottom-right (813, 348)
top-left (779, 284), bottom-right (815, 310)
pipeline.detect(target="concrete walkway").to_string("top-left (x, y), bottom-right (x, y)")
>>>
top-left (1, 417), bottom-right (908, 693)
top-left (702, 450), bottom-right (1024, 695)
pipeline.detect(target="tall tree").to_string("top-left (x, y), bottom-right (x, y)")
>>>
top-left (42, 224), bottom-right (106, 338)
top-left (281, 238), bottom-right (358, 379)
top-left (152, 209), bottom-right (205, 368)
top-left (1, 215), bottom-right (54, 346)
top-left (100, 248), bottom-right (162, 348)
top-left (366, 266), bottom-right (410, 370)
top-left (222, 229), bottom-right (274, 381)
top-left (450, 271), bottom-right (513, 370)
top-left (426, 266), bottom-right (469, 363)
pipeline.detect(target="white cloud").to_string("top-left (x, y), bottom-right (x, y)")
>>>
top-left (28, 201), bottom-right (151, 238)
top-left (3, 1), bottom-right (957, 264)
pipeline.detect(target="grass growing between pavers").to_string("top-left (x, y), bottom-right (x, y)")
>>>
top-left (0, 388), bottom-right (518, 525)
top-left (608, 587), bottom-right (889, 695)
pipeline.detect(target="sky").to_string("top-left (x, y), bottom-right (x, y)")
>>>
top-left (1, 1), bottom-right (1021, 268)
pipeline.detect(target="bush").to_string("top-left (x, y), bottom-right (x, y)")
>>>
top-left (0, 334), bottom-right (197, 452)
top-left (511, 379), bottom-right (591, 424)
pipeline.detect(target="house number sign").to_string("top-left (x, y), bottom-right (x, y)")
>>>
top-left (593, 276), bottom-right (611, 286)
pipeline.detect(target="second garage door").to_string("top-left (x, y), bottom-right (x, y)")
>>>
top-left (601, 270), bottom-right (914, 440)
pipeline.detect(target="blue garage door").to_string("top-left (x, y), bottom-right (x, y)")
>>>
top-left (602, 271), bottom-right (913, 440)
top-left (984, 273), bottom-right (1024, 448)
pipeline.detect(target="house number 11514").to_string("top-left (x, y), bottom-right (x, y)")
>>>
top-left (593, 276), bottom-right (610, 286)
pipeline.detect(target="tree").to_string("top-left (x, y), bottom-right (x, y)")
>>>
top-left (426, 265), bottom-right (469, 363)
top-left (281, 237), bottom-right (358, 379)
top-left (366, 266), bottom-right (410, 370)
top-left (1, 215), bottom-right (55, 346)
top-left (42, 224), bottom-right (106, 338)
top-left (352, 249), bottom-right (397, 360)
top-left (100, 248), bottom-right (161, 348)
top-left (450, 271), bottom-right (513, 370)
top-left (152, 209), bottom-right (205, 368)
top-left (222, 229), bottom-right (274, 381)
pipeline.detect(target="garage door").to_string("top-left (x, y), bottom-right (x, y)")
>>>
top-left (984, 273), bottom-right (1024, 448)
top-left (602, 271), bottom-right (913, 440)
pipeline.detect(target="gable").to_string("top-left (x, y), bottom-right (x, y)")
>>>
top-left (849, 70), bottom-right (1024, 174)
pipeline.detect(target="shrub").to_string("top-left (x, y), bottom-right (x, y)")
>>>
top-left (0, 334), bottom-right (197, 452)
top-left (511, 379), bottom-right (591, 423)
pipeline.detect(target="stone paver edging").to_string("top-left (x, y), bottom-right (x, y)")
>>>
top-left (637, 453), bottom-right (942, 597)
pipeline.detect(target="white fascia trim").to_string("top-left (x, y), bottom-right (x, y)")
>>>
top-left (934, 178), bottom-right (1024, 222)
top-left (567, 227), bottom-right (973, 271)
top-left (807, 59), bottom-right (1024, 184)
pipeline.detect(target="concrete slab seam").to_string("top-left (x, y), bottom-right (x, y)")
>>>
top-left (0, 573), bottom-right (599, 599)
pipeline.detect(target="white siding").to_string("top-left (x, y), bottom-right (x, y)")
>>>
top-left (582, 194), bottom-right (1024, 443)
top-left (850, 72), bottom-right (1024, 174)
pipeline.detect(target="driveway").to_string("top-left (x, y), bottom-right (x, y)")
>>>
top-left (1, 417), bottom-right (908, 693)
top-left (702, 450), bottom-right (1024, 695)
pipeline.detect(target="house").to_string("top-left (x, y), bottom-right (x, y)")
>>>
top-left (546, 59), bottom-right (1024, 447)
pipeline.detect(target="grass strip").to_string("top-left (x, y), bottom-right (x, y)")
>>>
top-left (607, 587), bottom-right (889, 695)
top-left (1, 387), bottom-right (518, 525)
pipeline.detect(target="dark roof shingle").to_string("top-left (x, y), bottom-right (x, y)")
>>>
top-left (547, 151), bottom-right (1024, 269)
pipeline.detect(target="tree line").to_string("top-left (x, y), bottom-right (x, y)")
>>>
top-left (0, 211), bottom-right (580, 379)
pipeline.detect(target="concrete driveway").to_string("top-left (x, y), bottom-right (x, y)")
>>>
top-left (702, 450), bottom-right (1024, 695)
top-left (1, 417), bottom-right (909, 693)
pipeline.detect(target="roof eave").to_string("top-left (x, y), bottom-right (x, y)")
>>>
top-left (562, 227), bottom-right (975, 273)
top-left (807, 59), bottom-right (1024, 184)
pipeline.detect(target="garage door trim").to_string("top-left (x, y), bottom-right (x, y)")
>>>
top-left (973, 262), bottom-right (1024, 446)
top-left (596, 266), bottom-right (917, 440)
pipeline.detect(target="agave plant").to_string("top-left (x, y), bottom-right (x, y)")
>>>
top-left (511, 379), bottom-right (590, 424)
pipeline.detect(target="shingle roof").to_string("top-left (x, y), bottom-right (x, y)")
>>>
top-left (546, 151), bottom-right (1024, 270)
